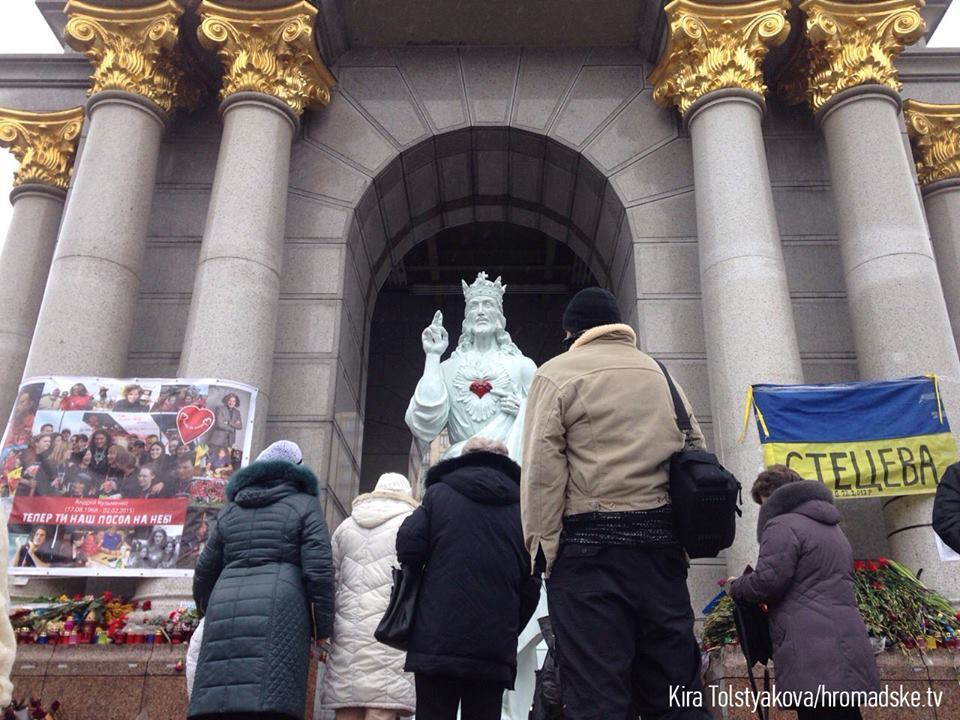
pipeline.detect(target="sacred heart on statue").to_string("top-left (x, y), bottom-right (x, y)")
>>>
top-left (177, 404), bottom-right (215, 444)
top-left (469, 380), bottom-right (493, 399)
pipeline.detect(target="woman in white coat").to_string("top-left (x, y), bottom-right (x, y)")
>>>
top-left (322, 472), bottom-right (418, 720)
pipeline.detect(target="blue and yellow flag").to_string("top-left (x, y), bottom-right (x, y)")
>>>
top-left (748, 376), bottom-right (959, 499)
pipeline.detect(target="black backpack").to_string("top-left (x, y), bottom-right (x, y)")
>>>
top-left (656, 361), bottom-right (742, 559)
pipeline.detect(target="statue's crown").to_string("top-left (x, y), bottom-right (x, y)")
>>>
top-left (462, 272), bottom-right (506, 305)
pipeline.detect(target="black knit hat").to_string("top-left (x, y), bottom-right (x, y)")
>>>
top-left (562, 287), bottom-right (621, 334)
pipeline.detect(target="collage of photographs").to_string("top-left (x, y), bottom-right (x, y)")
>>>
top-left (0, 377), bottom-right (256, 575)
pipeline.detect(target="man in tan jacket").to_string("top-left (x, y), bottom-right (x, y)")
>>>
top-left (521, 287), bottom-right (710, 720)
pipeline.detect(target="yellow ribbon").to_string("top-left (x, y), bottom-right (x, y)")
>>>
top-left (924, 373), bottom-right (944, 424)
top-left (738, 385), bottom-right (769, 443)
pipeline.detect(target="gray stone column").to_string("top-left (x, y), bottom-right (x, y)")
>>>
top-left (0, 107), bottom-right (84, 414)
top-left (649, 0), bottom-right (797, 577)
top-left (922, 179), bottom-right (960, 351)
top-left (24, 93), bottom-right (167, 377)
top-left (687, 91), bottom-right (805, 578)
top-left (818, 87), bottom-right (960, 593)
top-left (23, 0), bottom-right (190, 377)
top-left (177, 93), bottom-right (297, 449)
top-left (179, 0), bottom-right (335, 448)
top-left (793, 0), bottom-right (960, 593)
top-left (903, 100), bottom-right (960, 353)
top-left (0, 186), bottom-right (67, 406)
top-left (142, 0), bottom-right (335, 605)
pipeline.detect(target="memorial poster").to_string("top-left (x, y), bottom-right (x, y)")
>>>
top-left (1, 377), bottom-right (258, 577)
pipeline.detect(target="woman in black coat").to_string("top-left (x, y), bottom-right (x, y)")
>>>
top-left (396, 437), bottom-right (542, 720)
top-left (728, 465), bottom-right (879, 720)
top-left (188, 441), bottom-right (335, 720)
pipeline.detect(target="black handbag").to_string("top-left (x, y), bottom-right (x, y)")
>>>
top-left (529, 616), bottom-right (564, 720)
top-left (374, 564), bottom-right (421, 650)
top-left (731, 566), bottom-right (773, 720)
top-left (656, 361), bottom-right (742, 558)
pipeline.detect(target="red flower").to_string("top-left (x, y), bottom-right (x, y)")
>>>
top-left (141, 600), bottom-right (152, 611)
top-left (870, 581), bottom-right (883, 589)
top-left (717, 578), bottom-right (727, 587)
top-left (877, 556), bottom-right (888, 566)
top-left (866, 561), bottom-right (878, 572)
top-left (72, 594), bottom-right (82, 601)
top-left (102, 591), bottom-right (113, 603)
top-left (169, 610), bottom-right (177, 620)
top-left (853, 560), bottom-right (865, 571)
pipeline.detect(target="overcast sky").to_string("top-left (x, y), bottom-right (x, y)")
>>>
top-left (0, 0), bottom-right (959, 244)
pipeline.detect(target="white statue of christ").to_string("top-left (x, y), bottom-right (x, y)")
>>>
top-left (405, 272), bottom-right (545, 720)
top-left (405, 272), bottom-right (537, 462)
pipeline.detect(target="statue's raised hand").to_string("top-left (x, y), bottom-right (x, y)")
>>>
top-left (421, 310), bottom-right (449, 357)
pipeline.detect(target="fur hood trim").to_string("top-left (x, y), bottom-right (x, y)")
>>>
top-left (571, 323), bottom-right (637, 350)
top-left (225, 460), bottom-right (320, 501)
top-left (425, 451), bottom-right (521, 489)
top-left (757, 480), bottom-right (837, 541)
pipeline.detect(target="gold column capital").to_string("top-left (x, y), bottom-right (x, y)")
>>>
top-left (649, 0), bottom-right (791, 117)
top-left (64, 0), bottom-right (197, 114)
top-left (0, 107), bottom-right (85, 191)
top-left (796, 0), bottom-right (924, 113)
top-left (197, 0), bottom-right (335, 118)
top-left (904, 99), bottom-right (960, 187)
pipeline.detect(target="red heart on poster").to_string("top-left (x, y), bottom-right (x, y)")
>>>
top-left (469, 380), bottom-right (492, 399)
top-left (177, 404), bottom-right (215, 444)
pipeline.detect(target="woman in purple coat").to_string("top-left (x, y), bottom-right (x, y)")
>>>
top-left (728, 465), bottom-right (879, 720)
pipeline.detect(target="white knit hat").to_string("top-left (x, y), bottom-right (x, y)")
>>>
top-left (374, 472), bottom-right (412, 496)
top-left (257, 440), bottom-right (303, 464)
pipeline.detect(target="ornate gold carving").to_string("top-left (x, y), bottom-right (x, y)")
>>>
top-left (649, 0), bottom-right (791, 116)
top-left (63, 0), bottom-right (197, 114)
top-left (0, 107), bottom-right (84, 190)
top-left (796, 0), bottom-right (924, 113)
top-left (904, 100), bottom-right (960, 186)
top-left (197, 0), bottom-right (335, 117)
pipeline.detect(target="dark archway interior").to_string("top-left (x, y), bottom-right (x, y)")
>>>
top-left (360, 222), bottom-right (600, 491)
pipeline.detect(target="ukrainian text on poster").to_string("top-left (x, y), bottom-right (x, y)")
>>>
top-left (749, 376), bottom-right (958, 499)
top-left (1, 376), bottom-right (258, 576)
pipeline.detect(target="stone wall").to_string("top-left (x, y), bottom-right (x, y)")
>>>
top-left (11, 645), bottom-right (188, 720)
top-left (704, 646), bottom-right (960, 720)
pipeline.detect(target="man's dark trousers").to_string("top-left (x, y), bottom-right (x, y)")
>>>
top-left (414, 674), bottom-right (504, 720)
top-left (546, 543), bottom-right (711, 720)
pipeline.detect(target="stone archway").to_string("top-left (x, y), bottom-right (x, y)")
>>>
top-left (270, 48), bottom-right (719, 605)
top-left (271, 45), bottom-right (730, 609)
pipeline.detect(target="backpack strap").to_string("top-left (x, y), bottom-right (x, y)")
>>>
top-left (655, 360), bottom-right (693, 437)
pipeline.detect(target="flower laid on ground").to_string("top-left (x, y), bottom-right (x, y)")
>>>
top-left (2, 697), bottom-right (63, 720)
top-left (701, 557), bottom-right (960, 653)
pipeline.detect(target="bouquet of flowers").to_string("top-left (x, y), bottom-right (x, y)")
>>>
top-left (700, 581), bottom-right (737, 652)
top-left (852, 556), bottom-right (960, 649)
top-left (700, 559), bottom-right (960, 653)
top-left (142, 605), bottom-right (200, 643)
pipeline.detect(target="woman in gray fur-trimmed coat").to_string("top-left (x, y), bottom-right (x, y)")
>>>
top-left (188, 440), bottom-right (334, 720)
top-left (728, 465), bottom-right (879, 720)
